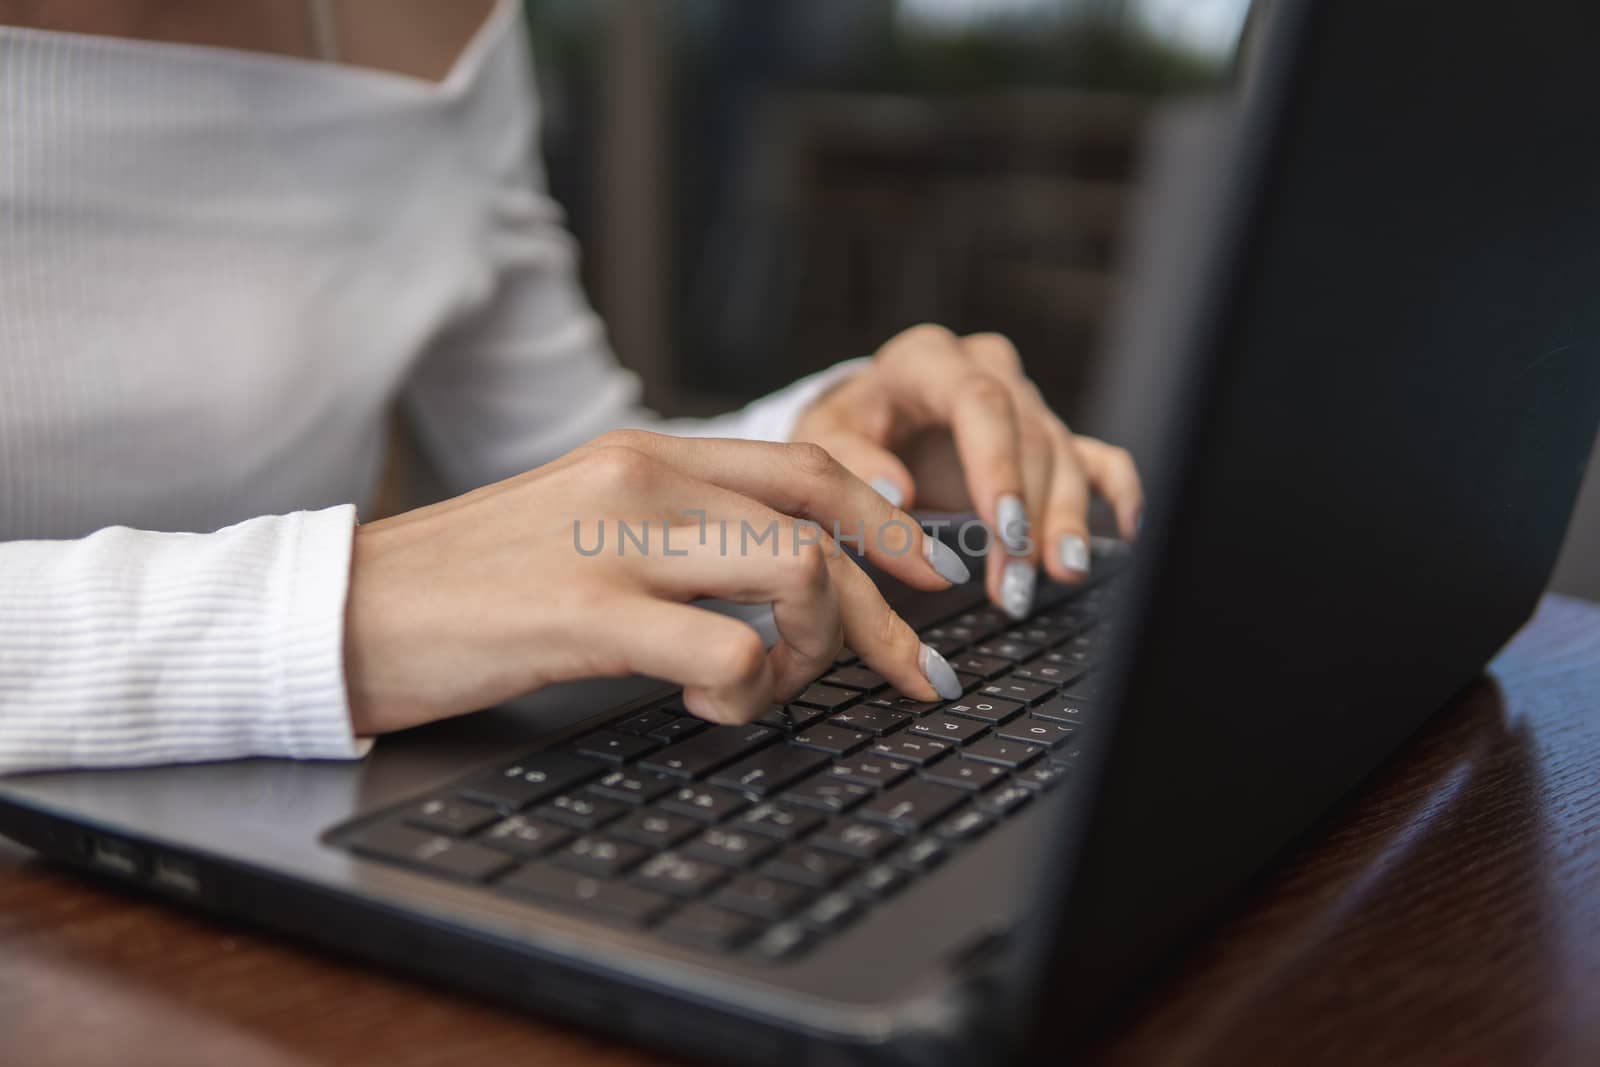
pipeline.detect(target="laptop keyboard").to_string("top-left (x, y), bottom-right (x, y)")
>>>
top-left (335, 548), bottom-right (1124, 962)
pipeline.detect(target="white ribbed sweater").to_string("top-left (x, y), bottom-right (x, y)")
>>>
top-left (0, 3), bottom-right (855, 774)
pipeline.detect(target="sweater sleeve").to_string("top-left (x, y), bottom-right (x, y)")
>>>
top-left (0, 505), bottom-right (369, 775)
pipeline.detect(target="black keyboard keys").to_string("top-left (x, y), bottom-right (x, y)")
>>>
top-left (809, 820), bottom-right (900, 860)
top-left (826, 706), bottom-right (912, 736)
top-left (403, 796), bottom-right (498, 836)
top-left (659, 784), bottom-right (750, 823)
top-left (610, 809), bottom-right (702, 849)
top-left (869, 734), bottom-right (954, 767)
top-left (920, 758), bottom-right (1009, 791)
top-left (996, 717), bottom-right (1078, 749)
top-left (793, 684), bottom-right (859, 712)
top-left (828, 754), bottom-right (914, 789)
top-left (551, 834), bottom-right (650, 878)
top-left (457, 752), bottom-right (603, 811)
top-left (979, 678), bottom-right (1054, 705)
top-left (907, 714), bottom-right (988, 745)
top-left (730, 801), bottom-right (824, 840)
top-left (683, 827), bottom-right (779, 869)
top-left (348, 822), bottom-right (513, 883)
top-left (709, 744), bottom-right (830, 796)
top-left (714, 873), bottom-right (811, 920)
top-left (640, 723), bottom-right (777, 778)
top-left (857, 779), bottom-right (967, 831)
top-left (632, 853), bottom-right (730, 898)
top-left (536, 793), bottom-right (629, 831)
top-left (658, 903), bottom-right (759, 951)
top-left (1032, 695), bottom-right (1092, 725)
top-left (575, 729), bottom-right (660, 763)
top-left (764, 845), bottom-right (855, 889)
top-left (781, 773), bottom-right (873, 814)
top-left (943, 697), bottom-right (1025, 725)
top-left (498, 866), bottom-right (673, 925)
top-left (478, 815), bottom-right (573, 860)
top-left (791, 723), bottom-right (870, 756)
top-left (588, 768), bottom-right (677, 805)
top-left (756, 704), bottom-right (830, 731)
top-left (820, 665), bottom-right (888, 693)
top-left (960, 735), bottom-right (1043, 769)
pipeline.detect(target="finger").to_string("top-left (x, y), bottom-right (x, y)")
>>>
top-left (1074, 435), bottom-right (1145, 540)
top-left (605, 597), bottom-right (777, 725)
top-left (805, 427), bottom-right (917, 512)
top-left (638, 519), bottom-right (957, 705)
top-left (876, 326), bottom-right (1029, 551)
top-left (1038, 423), bottom-right (1094, 584)
top-left (594, 430), bottom-right (971, 591)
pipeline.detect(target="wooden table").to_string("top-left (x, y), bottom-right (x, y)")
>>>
top-left (2, 596), bottom-right (1596, 1067)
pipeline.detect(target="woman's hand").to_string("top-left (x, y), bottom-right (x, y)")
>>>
top-left (791, 324), bottom-right (1144, 620)
top-left (343, 431), bottom-right (973, 735)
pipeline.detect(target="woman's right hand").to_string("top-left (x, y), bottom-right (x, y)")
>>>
top-left (342, 431), bottom-right (974, 736)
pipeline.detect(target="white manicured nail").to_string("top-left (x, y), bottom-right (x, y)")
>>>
top-left (923, 536), bottom-right (971, 585)
top-left (869, 477), bottom-right (904, 509)
top-left (996, 494), bottom-right (1029, 556)
top-left (919, 643), bottom-right (962, 701)
top-left (1059, 535), bottom-right (1090, 576)
top-left (1000, 561), bottom-right (1035, 620)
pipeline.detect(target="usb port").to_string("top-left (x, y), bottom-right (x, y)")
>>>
top-left (151, 855), bottom-right (202, 896)
top-left (88, 836), bottom-right (141, 877)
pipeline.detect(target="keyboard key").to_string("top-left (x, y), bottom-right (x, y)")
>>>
top-left (950, 653), bottom-right (1010, 679)
top-left (996, 717), bottom-right (1078, 749)
top-left (755, 704), bottom-right (831, 731)
top-left (791, 724), bottom-right (870, 756)
top-left (979, 678), bottom-right (1055, 705)
top-left (348, 822), bottom-right (514, 883)
top-left (960, 735), bottom-right (1043, 769)
top-left (730, 801), bottom-right (824, 840)
top-left (1007, 623), bottom-right (1074, 646)
top-left (857, 779), bottom-right (967, 831)
top-left (920, 758), bottom-right (1008, 791)
top-left (683, 827), bottom-right (779, 869)
top-left (936, 807), bottom-right (994, 842)
top-left (609, 809), bottom-right (702, 850)
top-left (801, 891), bottom-right (860, 933)
top-left (536, 793), bottom-right (630, 831)
top-left (953, 671), bottom-right (987, 694)
top-left (660, 785), bottom-right (751, 823)
top-left (588, 768), bottom-right (677, 805)
top-left (456, 752), bottom-right (603, 811)
top-left (640, 723), bottom-right (778, 778)
top-left (1032, 696), bottom-right (1093, 725)
top-left (1016, 763), bottom-right (1069, 791)
top-left (781, 773), bottom-right (873, 814)
top-left (498, 866), bottom-right (673, 925)
top-left (809, 820), bottom-right (900, 860)
top-left (404, 796), bottom-right (498, 837)
top-left (947, 609), bottom-right (1008, 641)
top-left (751, 921), bottom-right (812, 960)
top-left (574, 729), bottom-right (660, 763)
top-left (1059, 675), bottom-right (1103, 702)
top-left (943, 697), bottom-right (1025, 725)
top-left (632, 852), bottom-right (730, 898)
top-left (979, 783), bottom-right (1034, 818)
top-left (713, 873), bottom-right (812, 919)
top-left (825, 706), bottom-right (912, 736)
top-left (764, 845), bottom-right (855, 888)
top-left (829, 755), bottom-right (914, 789)
top-left (972, 639), bottom-right (1042, 662)
top-left (820, 666), bottom-right (888, 693)
top-left (709, 744), bottom-right (830, 796)
top-left (611, 708), bottom-right (677, 736)
top-left (792, 684), bottom-right (859, 712)
top-left (648, 717), bottom-right (706, 743)
top-left (853, 863), bottom-right (908, 899)
top-left (893, 837), bottom-right (948, 873)
top-left (869, 735), bottom-right (955, 767)
top-left (866, 694), bottom-right (944, 716)
top-left (478, 815), bottom-right (573, 860)
top-left (1013, 658), bottom-right (1088, 687)
top-left (658, 903), bottom-right (759, 951)
top-left (919, 632), bottom-right (968, 657)
top-left (907, 714), bottom-right (988, 745)
top-left (551, 834), bottom-right (650, 878)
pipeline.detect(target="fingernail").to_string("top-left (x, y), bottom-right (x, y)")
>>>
top-left (996, 494), bottom-right (1029, 556)
top-left (923, 536), bottom-right (971, 585)
top-left (919, 643), bottom-right (962, 701)
top-left (869, 477), bottom-right (904, 509)
top-left (1000, 561), bottom-right (1035, 620)
top-left (1058, 534), bottom-right (1091, 577)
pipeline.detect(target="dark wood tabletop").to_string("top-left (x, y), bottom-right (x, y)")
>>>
top-left (2, 595), bottom-right (1596, 1067)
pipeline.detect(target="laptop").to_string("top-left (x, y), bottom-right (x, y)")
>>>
top-left (3, 2), bottom-right (1598, 1063)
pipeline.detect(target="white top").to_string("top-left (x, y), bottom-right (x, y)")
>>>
top-left (0, 2), bottom-right (857, 774)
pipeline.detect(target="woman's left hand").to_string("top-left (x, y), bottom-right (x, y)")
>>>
top-left (791, 324), bottom-right (1144, 620)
